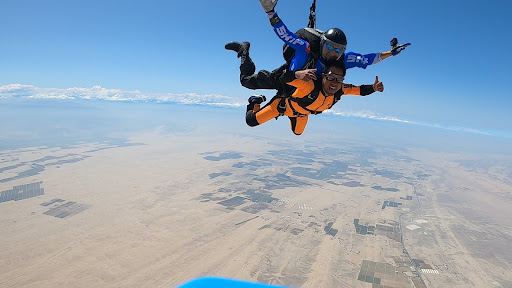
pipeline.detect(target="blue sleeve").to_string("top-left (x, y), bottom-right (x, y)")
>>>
top-left (344, 51), bottom-right (382, 69)
top-left (269, 13), bottom-right (310, 71)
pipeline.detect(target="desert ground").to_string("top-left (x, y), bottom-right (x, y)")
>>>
top-left (1, 107), bottom-right (511, 288)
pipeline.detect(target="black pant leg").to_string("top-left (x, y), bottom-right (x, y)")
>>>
top-left (240, 57), bottom-right (288, 90)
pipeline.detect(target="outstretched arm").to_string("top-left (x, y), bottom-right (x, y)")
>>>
top-left (379, 43), bottom-right (412, 60)
top-left (345, 42), bottom-right (411, 70)
top-left (343, 76), bottom-right (384, 96)
top-left (259, 0), bottom-right (278, 14)
top-left (344, 51), bottom-right (382, 70)
top-left (258, 0), bottom-right (309, 71)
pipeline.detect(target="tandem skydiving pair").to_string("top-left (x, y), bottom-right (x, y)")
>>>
top-left (225, 0), bottom-right (410, 135)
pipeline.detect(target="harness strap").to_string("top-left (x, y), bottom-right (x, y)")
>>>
top-left (307, 0), bottom-right (317, 29)
top-left (277, 97), bottom-right (287, 116)
top-left (288, 97), bottom-right (321, 115)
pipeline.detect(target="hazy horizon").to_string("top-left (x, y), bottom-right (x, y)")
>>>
top-left (1, 98), bottom-right (511, 156)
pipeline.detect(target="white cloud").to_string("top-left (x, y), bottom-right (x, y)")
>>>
top-left (1, 84), bottom-right (509, 139)
top-left (326, 109), bottom-right (415, 124)
top-left (0, 84), bottom-right (243, 107)
top-left (326, 108), bottom-right (509, 138)
top-left (0, 84), bottom-right (38, 98)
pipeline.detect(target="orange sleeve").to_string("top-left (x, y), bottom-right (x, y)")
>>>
top-left (341, 83), bottom-right (361, 95)
top-left (287, 79), bottom-right (315, 99)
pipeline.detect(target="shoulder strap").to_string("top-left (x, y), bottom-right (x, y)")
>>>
top-left (332, 89), bottom-right (344, 106)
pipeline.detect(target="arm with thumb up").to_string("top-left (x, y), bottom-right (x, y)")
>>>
top-left (340, 76), bottom-right (385, 97)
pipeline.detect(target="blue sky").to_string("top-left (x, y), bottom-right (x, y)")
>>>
top-left (1, 0), bottom-right (511, 138)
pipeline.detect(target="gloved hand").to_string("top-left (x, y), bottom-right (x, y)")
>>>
top-left (391, 43), bottom-right (411, 56)
top-left (259, 0), bottom-right (278, 13)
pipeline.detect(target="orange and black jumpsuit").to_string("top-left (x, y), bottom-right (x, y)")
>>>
top-left (246, 78), bottom-right (376, 135)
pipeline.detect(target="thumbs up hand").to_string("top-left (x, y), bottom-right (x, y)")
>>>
top-left (373, 76), bottom-right (384, 92)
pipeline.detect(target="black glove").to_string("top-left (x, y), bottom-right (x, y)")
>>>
top-left (259, 0), bottom-right (278, 13)
top-left (391, 43), bottom-right (411, 56)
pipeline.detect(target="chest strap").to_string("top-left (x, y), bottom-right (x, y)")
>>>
top-left (288, 97), bottom-right (323, 115)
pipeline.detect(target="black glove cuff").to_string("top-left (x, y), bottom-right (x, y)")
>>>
top-left (360, 85), bottom-right (375, 96)
top-left (270, 15), bottom-right (281, 25)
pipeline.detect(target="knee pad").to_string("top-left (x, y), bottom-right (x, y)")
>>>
top-left (246, 111), bottom-right (260, 127)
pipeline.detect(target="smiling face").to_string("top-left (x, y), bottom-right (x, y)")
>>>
top-left (322, 66), bottom-right (345, 96)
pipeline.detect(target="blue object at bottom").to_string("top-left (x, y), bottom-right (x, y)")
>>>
top-left (177, 277), bottom-right (292, 288)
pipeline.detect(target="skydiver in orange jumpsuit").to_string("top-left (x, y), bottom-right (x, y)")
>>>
top-left (245, 59), bottom-right (384, 135)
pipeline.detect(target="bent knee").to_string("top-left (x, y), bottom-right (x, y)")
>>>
top-left (246, 111), bottom-right (260, 127)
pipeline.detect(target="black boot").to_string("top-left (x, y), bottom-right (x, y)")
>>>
top-left (248, 95), bottom-right (266, 104)
top-left (246, 95), bottom-right (266, 113)
top-left (225, 41), bottom-right (250, 58)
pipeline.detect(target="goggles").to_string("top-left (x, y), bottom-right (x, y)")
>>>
top-left (322, 38), bottom-right (346, 55)
top-left (326, 44), bottom-right (344, 54)
top-left (324, 71), bottom-right (344, 83)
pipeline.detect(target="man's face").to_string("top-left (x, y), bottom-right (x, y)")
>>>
top-left (322, 66), bottom-right (345, 96)
top-left (321, 41), bottom-right (346, 61)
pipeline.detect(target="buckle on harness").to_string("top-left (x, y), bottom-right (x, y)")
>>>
top-left (277, 98), bottom-right (287, 116)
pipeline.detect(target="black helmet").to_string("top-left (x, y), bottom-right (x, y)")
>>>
top-left (323, 28), bottom-right (347, 46)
